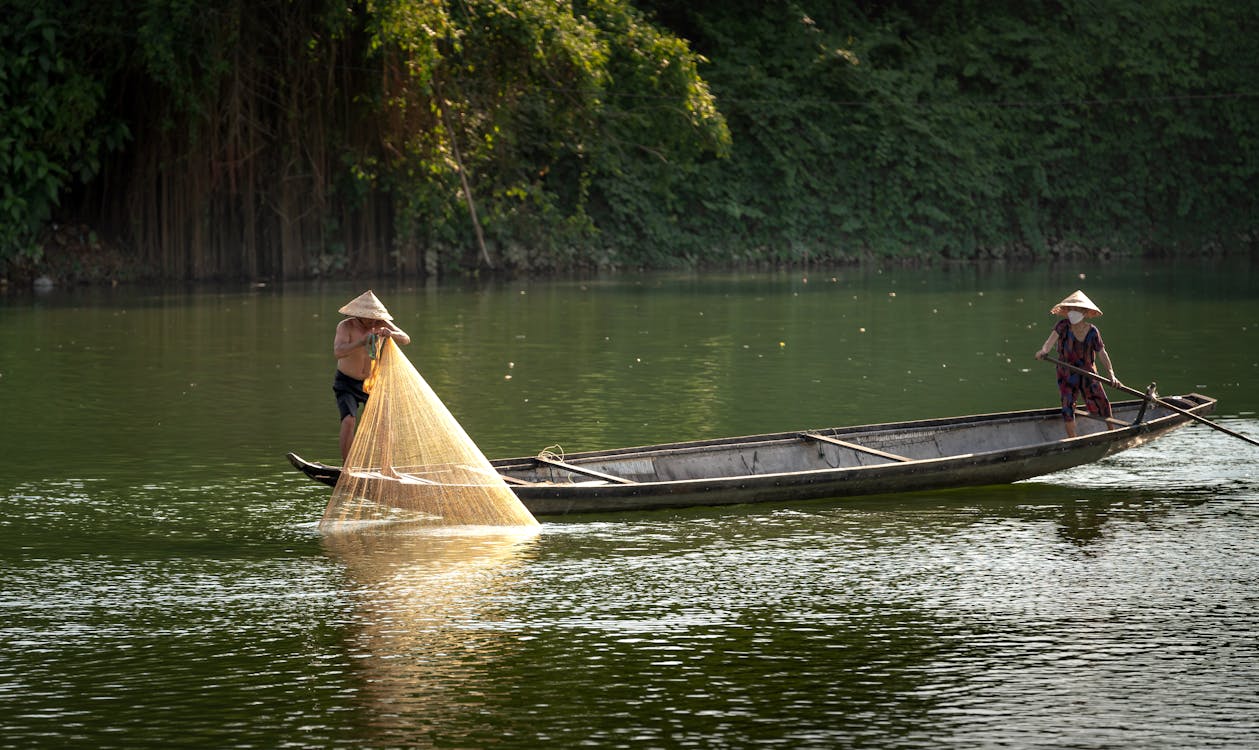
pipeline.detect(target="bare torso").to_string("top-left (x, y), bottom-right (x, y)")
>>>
top-left (334, 315), bottom-right (411, 380)
top-left (334, 318), bottom-right (374, 380)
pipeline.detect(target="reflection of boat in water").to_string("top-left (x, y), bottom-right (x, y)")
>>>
top-left (324, 527), bottom-right (539, 743)
top-left (290, 394), bottom-right (1216, 515)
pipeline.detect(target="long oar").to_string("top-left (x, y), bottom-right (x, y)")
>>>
top-left (1044, 356), bottom-right (1259, 448)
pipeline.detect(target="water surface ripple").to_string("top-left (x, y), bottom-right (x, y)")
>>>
top-left (2, 267), bottom-right (1257, 748)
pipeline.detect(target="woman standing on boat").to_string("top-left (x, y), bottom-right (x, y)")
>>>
top-left (1034, 290), bottom-right (1121, 438)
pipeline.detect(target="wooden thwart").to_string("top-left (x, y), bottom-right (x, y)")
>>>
top-left (534, 456), bottom-right (638, 485)
top-left (802, 433), bottom-right (912, 463)
top-left (1074, 409), bottom-right (1131, 428)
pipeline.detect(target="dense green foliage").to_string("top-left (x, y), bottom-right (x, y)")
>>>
top-left (646, 0), bottom-right (1259, 261)
top-left (0, 0), bottom-right (1255, 281)
top-left (369, 0), bottom-right (730, 271)
top-left (0, 7), bottom-right (124, 262)
top-left (0, 0), bottom-right (728, 280)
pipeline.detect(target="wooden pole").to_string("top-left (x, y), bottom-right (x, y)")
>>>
top-left (1043, 356), bottom-right (1259, 448)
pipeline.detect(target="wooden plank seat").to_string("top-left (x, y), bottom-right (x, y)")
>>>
top-left (801, 432), bottom-right (912, 463)
top-left (533, 456), bottom-right (638, 485)
top-left (1073, 409), bottom-right (1131, 428)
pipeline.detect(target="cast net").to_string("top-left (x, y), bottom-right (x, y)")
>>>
top-left (321, 338), bottom-right (538, 530)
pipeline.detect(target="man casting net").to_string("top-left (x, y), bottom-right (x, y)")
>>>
top-left (321, 298), bottom-right (537, 530)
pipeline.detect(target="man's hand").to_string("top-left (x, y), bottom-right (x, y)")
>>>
top-left (371, 322), bottom-right (410, 345)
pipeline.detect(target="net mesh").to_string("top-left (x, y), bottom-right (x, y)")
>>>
top-left (321, 337), bottom-right (538, 529)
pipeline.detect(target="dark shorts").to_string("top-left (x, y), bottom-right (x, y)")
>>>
top-left (333, 370), bottom-right (368, 421)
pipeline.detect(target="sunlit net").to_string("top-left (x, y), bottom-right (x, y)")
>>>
top-left (321, 338), bottom-right (538, 529)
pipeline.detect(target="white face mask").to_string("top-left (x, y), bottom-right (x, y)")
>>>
top-left (1067, 310), bottom-right (1085, 325)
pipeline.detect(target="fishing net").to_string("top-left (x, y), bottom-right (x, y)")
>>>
top-left (321, 337), bottom-right (538, 529)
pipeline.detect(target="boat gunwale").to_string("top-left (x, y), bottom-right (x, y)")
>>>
top-left (490, 394), bottom-right (1215, 472)
top-left (504, 394), bottom-right (1214, 498)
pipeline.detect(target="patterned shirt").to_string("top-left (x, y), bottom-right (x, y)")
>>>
top-left (1054, 318), bottom-right (1104, 377)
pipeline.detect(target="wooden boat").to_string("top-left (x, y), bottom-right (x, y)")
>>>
top-left (288, 393), bottom-right (1215, 515)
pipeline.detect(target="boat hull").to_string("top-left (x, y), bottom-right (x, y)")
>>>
top-left (289, 394), bottom-right (1215, 515)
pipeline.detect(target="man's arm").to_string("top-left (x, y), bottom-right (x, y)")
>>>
top-left (334, 319), bottom-right (369, 359)
top-left (381, 320), bottom-right (411, 345)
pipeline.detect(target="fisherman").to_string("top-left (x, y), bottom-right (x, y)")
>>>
top-left (1034, 290), bottom-right (1120, 438)
top-left (334, 290), bottom-right (411, 460)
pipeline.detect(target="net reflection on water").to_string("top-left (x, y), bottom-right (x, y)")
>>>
top-left (323, 526), bottom-right (540, 746)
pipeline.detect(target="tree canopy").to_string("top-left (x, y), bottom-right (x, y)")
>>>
top-left (1, 0), bottom-right (1255, 282)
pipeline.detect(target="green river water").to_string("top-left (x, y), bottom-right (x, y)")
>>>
top-left (1, 259), bottom-right (1257, 748)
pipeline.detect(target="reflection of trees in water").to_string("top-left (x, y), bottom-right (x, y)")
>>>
top-left (950, 483), bottom-right (1210, 550)
top-left (1056, 499), bottom-right (1107, 547)
top-left (1052, 492), bottom-right (1210, 549)
top-left (323, 527), bottom-right (539, 746)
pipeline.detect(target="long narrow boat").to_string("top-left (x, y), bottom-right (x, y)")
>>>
top-left (288, 393), bottom-right (1215, 515)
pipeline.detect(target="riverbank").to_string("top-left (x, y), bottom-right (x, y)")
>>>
top-left (6, 229), bottom-right (1251, 291)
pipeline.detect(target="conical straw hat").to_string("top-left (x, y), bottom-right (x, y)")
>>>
top-left (339, 290), bottom-right (393, 321)
top-left (1050, 289), bottom-right (1102, 318)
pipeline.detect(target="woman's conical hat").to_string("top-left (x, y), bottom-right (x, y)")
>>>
top-left (1050, 289), bottom-right (1102, 318)
top-left (339, 290), bottom-right (393, 321)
